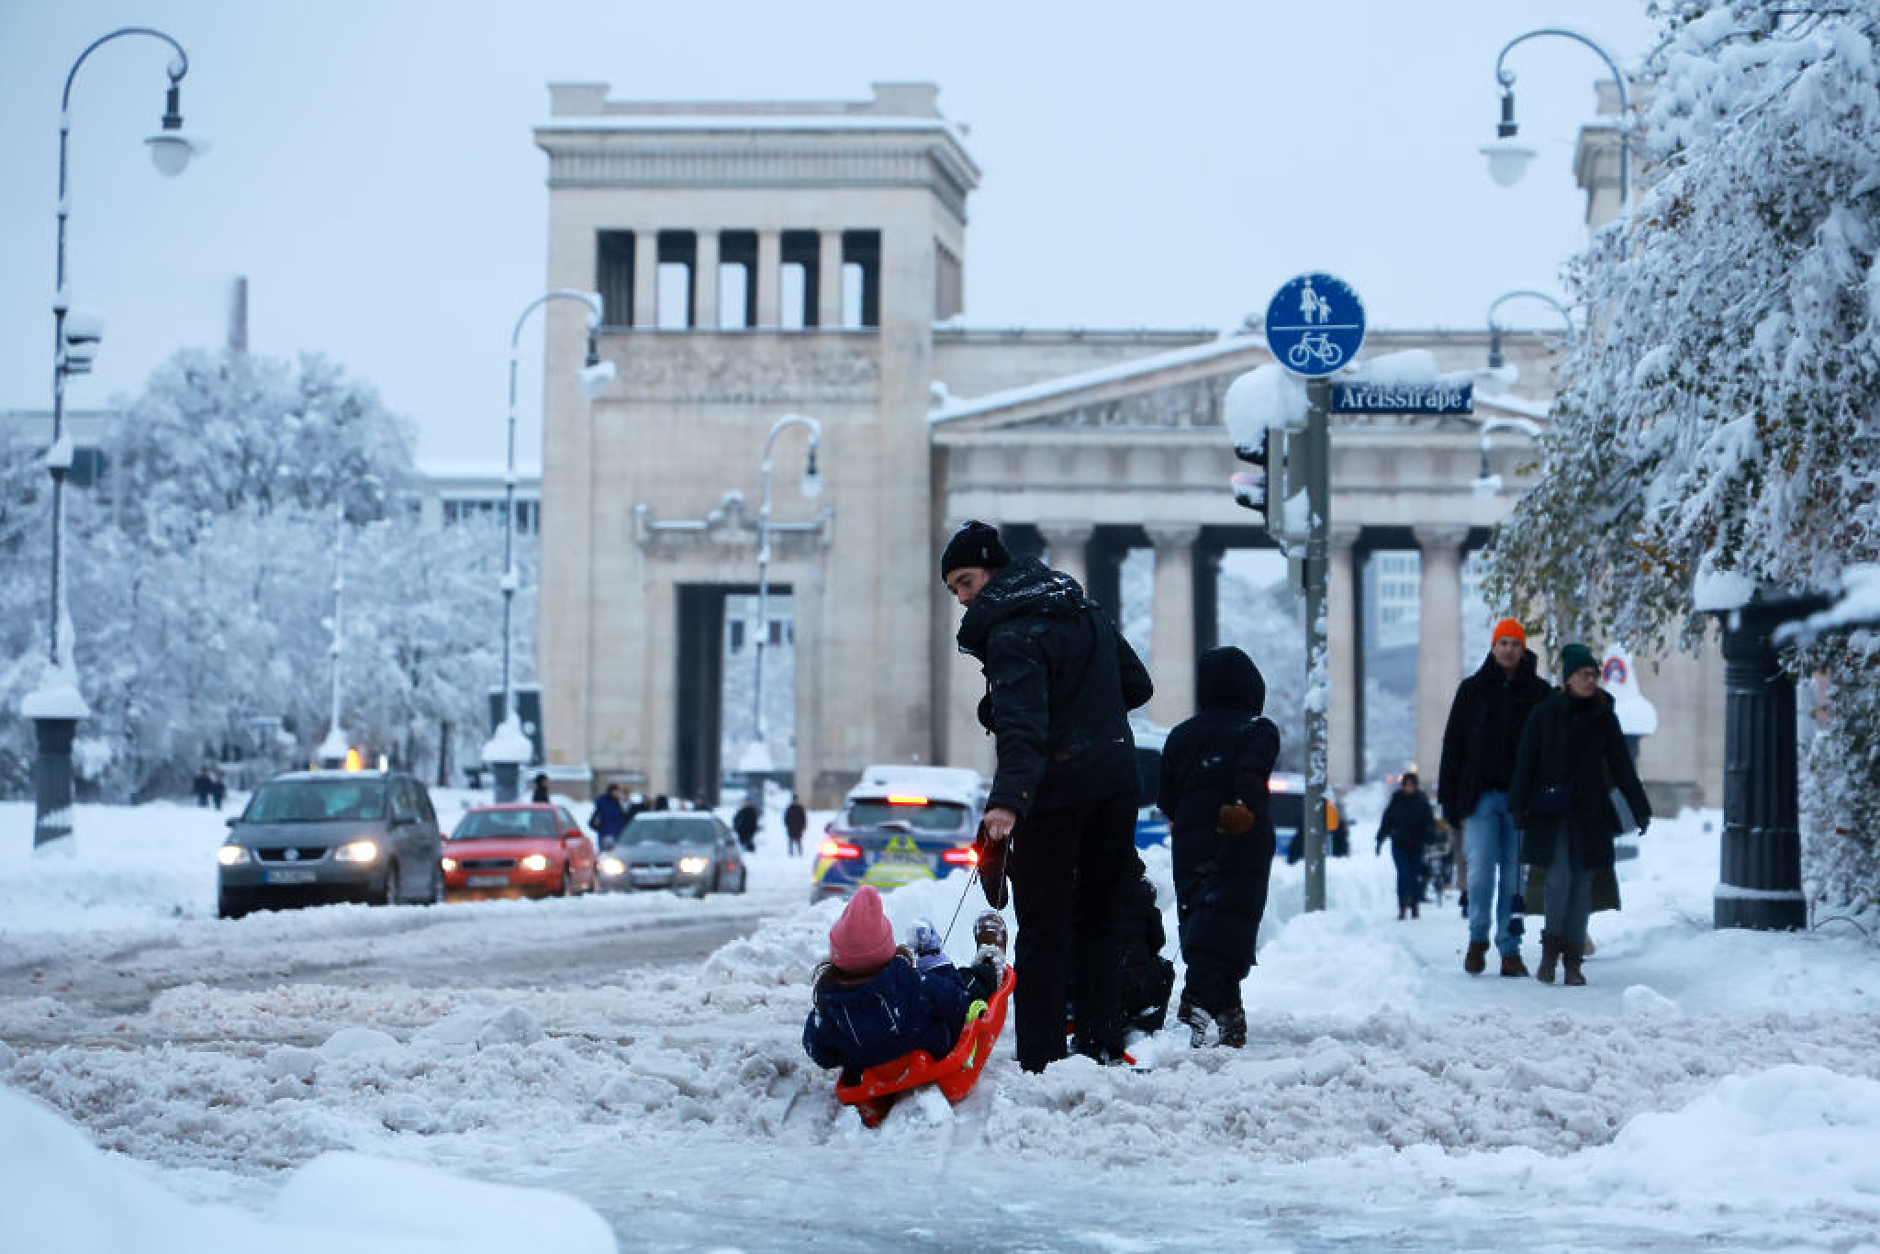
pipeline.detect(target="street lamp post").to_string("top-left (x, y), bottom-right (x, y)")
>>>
top-left (1486, 289), bottom-right (1576, 370)
top-left (23, 27), bottom-right (201, 851)
top-left (743, 414), bottom-right (822, 780)
top-left (317, 475), bottom-right (380, 769)
top-left (1482, 28), bottom-right (1632, 212)
top-left (483, 290), bottom-right (615, 802)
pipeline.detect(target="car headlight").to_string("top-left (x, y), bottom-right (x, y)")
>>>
top-left (598, 856), bottom-right (625, 876)
top-left (520, 853), bottom-right (550, 872)
top-left (333, 839), bottom-right (380, 863)
top-left (677, 855), bottom-right (709, 875)
top-left (216, 844), bottom-right (249, 866)
top-left (440, 856), bottom-right (458, 872)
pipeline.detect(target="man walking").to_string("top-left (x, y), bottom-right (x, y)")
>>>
top-left (732, 796), bottom-right (760, 853)
top-left (941, 520), bottom-right (1153, 1071)
top-left (1438, 618), bottom-right (1552, 977)
top-left (783, 794), bottom-right (808, 856)
top-left (1375, 771), bottom-right (1436, 920)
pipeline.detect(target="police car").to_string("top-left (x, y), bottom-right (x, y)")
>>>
top-left (810, 765), bottom-right (985, 902)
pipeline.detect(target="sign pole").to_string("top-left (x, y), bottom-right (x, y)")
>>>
top-left (1303, 376), bottom-right (1331, 913)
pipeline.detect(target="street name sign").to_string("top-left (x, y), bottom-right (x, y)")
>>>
top-left (1329, 381), bottom-right (1474, 414)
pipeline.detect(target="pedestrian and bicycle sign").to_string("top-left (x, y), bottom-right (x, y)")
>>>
top-left (1265, 273), bottom-right (1365, 378)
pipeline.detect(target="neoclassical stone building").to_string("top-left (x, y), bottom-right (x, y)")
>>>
top-left (532, 81), bottom-right (1720, 809)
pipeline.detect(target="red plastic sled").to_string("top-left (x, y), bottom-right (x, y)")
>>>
top-left (835, 964), bottom-right (1016, 1127)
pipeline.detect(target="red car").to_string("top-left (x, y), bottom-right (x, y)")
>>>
top-left (442, 803), bottom-right (598, 900)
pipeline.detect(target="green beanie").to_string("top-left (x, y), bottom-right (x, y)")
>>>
top-left (1560, 643), bottom-right (1600, 678)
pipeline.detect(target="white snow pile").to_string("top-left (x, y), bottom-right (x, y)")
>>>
top-left (3, 795), bottom-right (1880, 1249)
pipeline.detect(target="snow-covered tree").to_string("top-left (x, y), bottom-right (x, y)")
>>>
top-left (0, 349), bottom-right (534, 801)
top-left (1484, 2), bottom-right (1880, 908)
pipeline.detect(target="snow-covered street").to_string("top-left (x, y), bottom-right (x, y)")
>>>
top-left (5, 791), bottom-right (1879, 1251)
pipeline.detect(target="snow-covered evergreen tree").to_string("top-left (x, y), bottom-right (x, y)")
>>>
top-left (1484, 2), bottom-right (1880, 909)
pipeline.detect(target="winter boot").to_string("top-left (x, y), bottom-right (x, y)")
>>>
top-left (1464, 940), bottom-right (1489, 975)
top-left (1175, 996), bottom-right (1214, 1048)
top-left (1581, 935), bottom-right (1597, 958)
top-left (1562, 949), bottom-right (1587, 986)
top-left (1500, 951), bottom-right (1530, 978)
top-left (1536, 933), bottom-right (1561, 985)
top-left (1398, 905), bottom-right (1407, 921)
top-left (1410, 902), bottom-right (1420, 919)
top-left (1216, 1005), bottom-right (1247, 1049)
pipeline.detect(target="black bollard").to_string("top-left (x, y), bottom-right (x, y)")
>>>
top-left (1707, 592), bottom-right (1830, 931)
top-left (32, 715), bottom-right (79, 850)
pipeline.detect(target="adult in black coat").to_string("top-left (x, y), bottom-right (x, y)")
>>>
top-left (1156, 646), bottom-right (1280, 1049)
top-left (943, 521), bottom-right (1153, 1071)
top-left (1509, 643), bottom-right (1652, 986)
top-left (1437, 619), bottom-right (1554, 977)
top-left (732, 799), bottom-right (760, 852)
top-left (1375, 771), bottom-right (1436, 919)
top-left (783, 796), bottom-right (808, 856)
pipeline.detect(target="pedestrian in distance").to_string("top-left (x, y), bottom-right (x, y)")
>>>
top-left (1375, 771), bottom-right (1436, 920)
top-left (1438, 617), bottom-right (1553, 978)
top-left (941, 519), bottom-right (1153, 1071)
top-left (783, 794), bottom-right (808, 857)
top-left (208, 767), bottom-right (226, 811)
top-left (1509, 643), bottom-right (1652, 987)
top-left (530, 772), bottom-right (551, 804)
top-left (732, 796), bottom-right (760, 852)
top-left (192, 768), bottom-right (213, 808)
top-left (588, 782), bottom-right (628, 850)
top-left (1156, 645), bottom-right (1280, 1049)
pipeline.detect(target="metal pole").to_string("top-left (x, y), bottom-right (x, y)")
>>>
top-left (1303, 376), bottom-right (1331, 912)
top-left (752, 449), bottom-right (774, 749)
top-left (330, 497), bottom-right (344, 744)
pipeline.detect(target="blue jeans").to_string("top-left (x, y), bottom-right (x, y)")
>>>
top-left (1463, 790), bottom-right (1522, 956)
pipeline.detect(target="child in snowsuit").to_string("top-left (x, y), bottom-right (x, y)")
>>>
top-left (803, 886), bottom-right (997, 1084)
top-left (910, 913), bottom-right (1008, 1004)
top-left (1157, 646), bottom-right (1281, 1049)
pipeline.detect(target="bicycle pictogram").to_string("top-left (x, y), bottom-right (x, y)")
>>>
top-left (1286, 331), bottom-right (1346, 370)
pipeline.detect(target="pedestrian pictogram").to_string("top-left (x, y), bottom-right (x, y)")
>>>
top-left (1265, 273), bottom-right (1366, 378)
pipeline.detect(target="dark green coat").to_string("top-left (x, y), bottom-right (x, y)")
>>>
top-left (1508, 688), bottom-right (1652, 874)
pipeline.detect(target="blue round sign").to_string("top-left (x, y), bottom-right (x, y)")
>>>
top-left (1264, 273), bottom-right (1365, 377)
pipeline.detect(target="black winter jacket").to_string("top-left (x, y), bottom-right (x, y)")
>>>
top-left (957, 557), bottom-right (1153, 817)
top-left (1157, 647), bottom-right (1281, 900)
top-left (1509, 688), bottom-right (1652, 874)
top-left (1437, 648), bottom-right (1553, 828)
top-left (1375, 789), bottom-right (1436, 857)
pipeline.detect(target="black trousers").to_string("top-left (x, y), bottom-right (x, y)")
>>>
top-left (1007, 791), bottom-right (1138, 1072)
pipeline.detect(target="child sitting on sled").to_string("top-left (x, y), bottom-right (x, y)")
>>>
top-left (803, 885), bottom-right (1005, 1085)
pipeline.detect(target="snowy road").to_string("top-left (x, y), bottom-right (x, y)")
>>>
top-left (5, 797), bottom-right (1880, 1252)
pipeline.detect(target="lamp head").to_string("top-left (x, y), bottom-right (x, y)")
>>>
top-left (578, 348), bottom-right (616, 400)
top-left (1487, 328), bottom-right (1505, 370)
top-left (1481, 137), bottom-right (1537, 188)
top-left (145, 83), bottom-right (199, 176)
top-left (799, 445), bottom-right (823, 499)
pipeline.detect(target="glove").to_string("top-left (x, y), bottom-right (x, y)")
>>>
top-left (1637, 821), bottom-right (1649, 839)
top-left (1216, 803), bottom-right (1255, 835)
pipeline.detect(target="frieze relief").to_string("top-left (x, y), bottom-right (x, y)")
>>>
top-left (611, 337), bottom-right (879, 403)
top-left (633, 491), bottom-right (835, 559)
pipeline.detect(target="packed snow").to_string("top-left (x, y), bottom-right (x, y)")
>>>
top-left (3, 789), bottom-right (1879, 1251)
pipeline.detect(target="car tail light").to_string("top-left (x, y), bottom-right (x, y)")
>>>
top-left (819, 838), bottom-right (862, 860)
top-left (885, 794), bottom-right (928, 806)
top-left (941, 846), bottom-right (979, 867)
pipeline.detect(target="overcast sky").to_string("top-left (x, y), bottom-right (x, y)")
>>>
top-left (0, 0), bottom-right (1659, 465)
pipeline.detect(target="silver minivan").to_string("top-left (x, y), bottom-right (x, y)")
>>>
top-left (216, 770), bottom-right (444, 918)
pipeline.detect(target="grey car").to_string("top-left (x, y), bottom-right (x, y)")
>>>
top-left (596, 812), bottom-right (748, 897)
top-left (216, 770), bottom-right (444, 918)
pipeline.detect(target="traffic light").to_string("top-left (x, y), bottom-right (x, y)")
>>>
top-left (1222, 364), bottom-right (1308, 547)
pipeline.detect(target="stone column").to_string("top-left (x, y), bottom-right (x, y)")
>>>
top-left (694, 230), bottom-right (719, 330)
top-left (1147, 524), bottom-right (1201, 727)
top-left (755, 230), bottom-right (782, 328)
top-left (1037, 521), bottom-right (1094, 593)
top-left (817, 230), bottom-right (844, 329)
top-left (632, 230), bottom-right (659, 329)
top-left (1328, 524), bottom-right (1362, 789)
top-left (1414, 525), bottom-right (1469, 781)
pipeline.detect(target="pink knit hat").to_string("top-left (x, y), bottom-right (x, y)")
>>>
top-left (829, 885), bottom-right (896, 973)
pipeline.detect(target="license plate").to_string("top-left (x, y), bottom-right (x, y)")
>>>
top-left (466, 874), bottom-right (509, 888)
top-left (630, 870), bottom-right (666, 884)
top-left (264, 868), bottom-right (318, 885)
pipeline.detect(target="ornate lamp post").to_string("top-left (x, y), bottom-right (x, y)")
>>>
top-left (482, 290), bottom-right (614, 802)
top-left (1482, 28), bottom-right (1632, 213)
top-left (317, 475), bottom-right (382, 769)
top-left (24, 27), bottom-right (202, 850)
top-left (741, 413), bottom-right (822, 779)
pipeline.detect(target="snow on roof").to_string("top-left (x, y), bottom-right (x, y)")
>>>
top-left (930, 333), bottom-right (1261, 424)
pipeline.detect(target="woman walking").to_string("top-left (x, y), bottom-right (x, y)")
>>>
top-left (1508, 643), bottom-right (1652, 986)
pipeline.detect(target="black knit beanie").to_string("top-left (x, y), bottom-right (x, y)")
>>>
top-left (939, 520), bottom-right (1009, 579)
